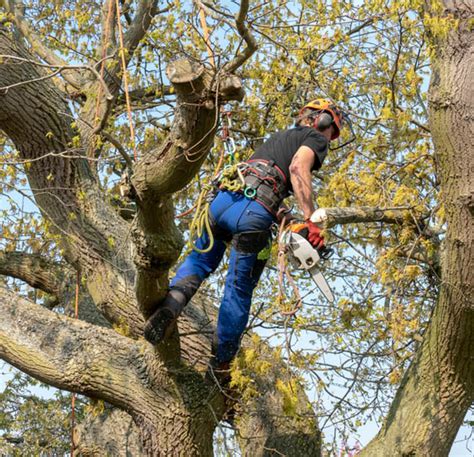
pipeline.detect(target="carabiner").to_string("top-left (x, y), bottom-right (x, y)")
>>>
top-left (224, 137), bottom-right (236, 155)
top-left (244, 187), bottom-right (257, 199)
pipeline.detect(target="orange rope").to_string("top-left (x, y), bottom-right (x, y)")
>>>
top-left (70, 271), bottom-right (80, 455)
top-left (115, 0), bottom-right (138, 161)
top-left (199, 7), bottom-right (215, 67)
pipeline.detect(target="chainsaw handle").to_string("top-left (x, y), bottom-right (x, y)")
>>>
top-left (318, 246), bottom-right (334, 260)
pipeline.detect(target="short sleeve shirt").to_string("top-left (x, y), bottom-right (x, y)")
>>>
top-left (248, 126), bottom-right (328, 193)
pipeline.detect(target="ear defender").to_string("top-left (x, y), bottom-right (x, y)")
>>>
top-left (314, 112), bottom-right (334, 131)
top-left (300, 99), bottom-right (343, 139)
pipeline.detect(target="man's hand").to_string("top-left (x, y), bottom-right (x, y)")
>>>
top-left (305, 219), bottom-right (325, 250)
top-left (289, 220), bottom-right (325, 250)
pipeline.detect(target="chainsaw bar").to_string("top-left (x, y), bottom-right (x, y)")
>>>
top-left (281, 231), bottom-right (335, 303)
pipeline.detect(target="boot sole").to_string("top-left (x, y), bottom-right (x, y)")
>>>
top-left (144, 308), bottom-right (176, 345)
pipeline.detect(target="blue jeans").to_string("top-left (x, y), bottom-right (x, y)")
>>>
top-left (171, 190), bottom-right (275, 362)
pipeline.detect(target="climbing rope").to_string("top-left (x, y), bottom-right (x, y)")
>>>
top-left (198, 4), bottom-right (215, 67)
top-left (188, 186), bottom-right (215, 253)
top-left (188, 163), bottom-right (245, 253)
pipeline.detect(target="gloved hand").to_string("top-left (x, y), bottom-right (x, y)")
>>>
top-left (288, 220), bottom-right (325, 250)
top-left (305, 219), bottom-right (325, 250)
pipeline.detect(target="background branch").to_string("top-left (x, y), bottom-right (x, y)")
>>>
top-left (196, 0), bottom-right (257, 73)
top-left (123, 0), bottom-right (159, 60)
top-left (0, 251), bottom-right (69, 302)
top-left (224, 0), bottom-right (257, 72)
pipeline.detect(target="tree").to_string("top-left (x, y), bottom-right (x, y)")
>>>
top-left (0, 0), bottom-right (472, 456)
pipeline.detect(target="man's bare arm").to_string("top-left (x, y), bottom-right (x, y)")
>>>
top-left (289, 146), bottom-right (316, 220)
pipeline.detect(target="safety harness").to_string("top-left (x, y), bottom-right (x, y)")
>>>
top-left (217, 159), bottom-right (288, 215)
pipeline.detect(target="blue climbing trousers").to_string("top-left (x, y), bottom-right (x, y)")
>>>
top-left (171, 190), bottom-right (275, 363)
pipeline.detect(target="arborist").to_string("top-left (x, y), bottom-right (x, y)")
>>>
top-left (144, 98), bottom-right (346, 379)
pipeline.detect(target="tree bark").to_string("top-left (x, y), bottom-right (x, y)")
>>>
top-left (0, 28), bottom-right (142, 335)
top-left (0, 251), bottom-right (66, 299)
top-left (361, 2), bottom-right (474, 455)
top-left (75, 407), bottom-right (143, 456)
top-left (0, 287), bottom-right (225, 455)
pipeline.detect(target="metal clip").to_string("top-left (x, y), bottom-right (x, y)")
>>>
top-left (224, 137), bottom-right (236, 154)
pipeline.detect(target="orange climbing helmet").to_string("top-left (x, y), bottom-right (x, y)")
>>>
top-left (299, 98), bottom-right (344, 140)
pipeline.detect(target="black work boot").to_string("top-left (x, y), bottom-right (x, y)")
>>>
top-left (206, 336), bottom-right (233, 386)
top-left (143, 289), bottom-right (187, 345)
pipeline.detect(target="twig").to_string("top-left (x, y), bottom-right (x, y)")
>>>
top-left (101, 131), bottom-right (134, 169)
top-left (1, 0), bottom-right (83, 89)
top-left (223, 0), bottom-right (258, 73)
top-left (0, 55), bottom-right (113, 103)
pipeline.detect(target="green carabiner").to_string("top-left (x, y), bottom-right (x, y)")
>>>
top-left (244, 187), bottom-right (257, 199)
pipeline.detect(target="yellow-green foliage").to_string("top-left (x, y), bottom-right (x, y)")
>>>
top-left (231, 334), bottom-right (303, 415)
top-left (275, 378), bottom-right (300, 416)
top-left (84, 399), bottom-right (105, 418)
top-left (112, 318), bottom-right (131, 338)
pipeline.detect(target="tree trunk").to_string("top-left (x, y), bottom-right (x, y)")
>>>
top-left (76, 407), bottom-right (143, 456)
top-left (361, 2), bottom-right (474, 455)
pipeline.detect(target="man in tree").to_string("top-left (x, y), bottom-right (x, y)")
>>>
top-left (144, 98), bottom-right (345, 374)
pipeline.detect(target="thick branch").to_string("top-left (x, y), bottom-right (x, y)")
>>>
top-left (362, 2), bottom-right (474, 453)
top-left (0, 287), bottom-right (153, 410)
top-left (79, 1), bottom-right (160, 147)
top-left (311, 206), bottom-right (421, 228)
top-left (131, 59), bottom-right (244, 198)
top-left (0, 251), bottom-right (66, 298)
top-left (0, 287), bottom-right (226, 455)
top-left (0, 28), bottom-right (142, 335)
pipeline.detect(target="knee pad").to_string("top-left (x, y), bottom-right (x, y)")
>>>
top-left (232, 230), bottom-right (271, 254)
top-left (172, 274), bottom-right (202, 302)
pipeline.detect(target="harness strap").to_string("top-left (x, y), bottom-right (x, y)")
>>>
top-left (215, 159), bottom-right (288, 215)
top-left (241, 160), bottom-right (287, 215)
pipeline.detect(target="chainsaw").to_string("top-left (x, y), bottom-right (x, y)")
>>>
top-left (279, 221), bottom-right (335, 303)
